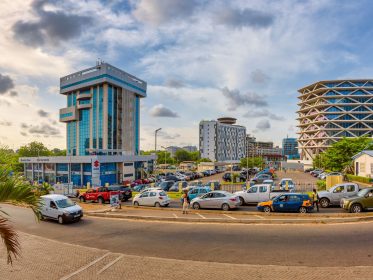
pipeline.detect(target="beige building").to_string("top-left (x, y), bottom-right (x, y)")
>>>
top-left (352, 150), bottom-right (373, 178)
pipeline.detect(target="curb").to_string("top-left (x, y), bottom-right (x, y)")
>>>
top-left (86, 212), bottom-right (373, 225)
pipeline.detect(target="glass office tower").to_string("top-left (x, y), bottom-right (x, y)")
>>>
top-left (59, 62), bottom-right (146, 156)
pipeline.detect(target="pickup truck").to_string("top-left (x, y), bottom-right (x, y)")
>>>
top-left (79, 187), bottom-right (111, 204)
top-left (234, 184), bottom-right (290, 205)
top-left (318, 183), bottom-right (359, 208)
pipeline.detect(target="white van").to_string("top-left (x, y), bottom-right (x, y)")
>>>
top-left (40, 194), bottom-right (83, 224)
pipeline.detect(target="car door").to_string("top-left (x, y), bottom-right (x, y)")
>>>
top-left (149, 191), bottom-right (157, 206)
top-left (139, 191), bottom-right (150, 205)
top-left (287, 195), bottom-right (301, 212)
top-left (211, 192), bottom-right (226, 208)
top-left (245, 186), bottom-right (259, 203)
top-left (258, 185), bottom-right (268, 202)
top-left (48, 200), bottom-right (59, 219)
top-left (331, 185), bottom-right (344, 204)
top-left (346, 184), bottom-right (357, 198)
top-left (363, 190), bottom-right (373, 210)
top-left (272, 195), bottom-right (288, 212)
top-left (199, 193), bottom-right (213, 208)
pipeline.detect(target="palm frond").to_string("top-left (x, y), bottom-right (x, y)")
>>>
top-left (0, 217), bottom-right (20, 264)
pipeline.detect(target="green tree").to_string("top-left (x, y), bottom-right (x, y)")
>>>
top-left (0, 147), bottom-right (22, 173)
top-left (175, 149), bottom-right (192, 163)
top-left (190, 151), bottom-right (200, 161)
top-left (198, 158), bottom-right (212, 163)
top-left (50, 148), bottom-right (66, 156)
top-left (0, 164), bottom-right (40, 264)
top-left (240, 157), bottom-right (264, 169)
top-left (321, 137), bottom-right (373, 172)
top-left (18, 142), bottom-right (50, 157)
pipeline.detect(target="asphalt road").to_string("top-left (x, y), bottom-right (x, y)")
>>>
top-left (4, 204), bottom-right (373, 267)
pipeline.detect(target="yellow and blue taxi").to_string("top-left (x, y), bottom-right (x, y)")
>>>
top-left (257, 193), bottom-right (313, 213)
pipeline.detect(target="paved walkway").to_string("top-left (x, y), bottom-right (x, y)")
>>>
top-left (0, 232), bottom-right (372, 280)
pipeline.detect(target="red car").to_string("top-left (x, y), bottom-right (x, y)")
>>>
top-left (79, 187), bottom-right (111, 204)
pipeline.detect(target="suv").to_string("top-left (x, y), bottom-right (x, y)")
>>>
top-left (79, 187), bottom-right (111, 204)
top-left (107, 185), bottom-right (132, 201)
top-left (341, 188), bottom-right (373, 213)
top-left (318, 183), bottom-right (359, 208)
top-left (159, 180), bottom-right (176, 192)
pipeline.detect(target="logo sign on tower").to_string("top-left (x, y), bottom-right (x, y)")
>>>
top-left (92, 159), bottom-right (101, 187)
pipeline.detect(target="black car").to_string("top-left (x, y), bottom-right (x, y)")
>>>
top-left (107, 185), bottom-right (132, 201)
top-left (165, 175), bottom-right (180, 181)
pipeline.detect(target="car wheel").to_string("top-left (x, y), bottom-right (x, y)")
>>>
top-left (299, 206), bottom-right (307, 214)
top-left (134, 201), bottom-right (139, 207)
top-left (58, 216), bottom-right (64, 224)
top-left (222, 203), bottom-right (230, 211)
top-left (238, 197), bottom-right (245, 206)
top-left (193, 203), bottom-right (200, 210)
top-left (350, 204), bottom-right (362, 213)
top-left (155, 202), bottom-right (161, 207)
top-left (79, 196), bottom-right (86, 203)
top-left (164, 204), bottom-right (169, 207)
top-left (98, 197), bottom-right (105, 204)
top-left (320, 198), bottom-right (330, 208)
top-left (263, 206), bottom-right (271, 213)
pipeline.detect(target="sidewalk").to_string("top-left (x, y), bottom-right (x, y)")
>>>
top-left (0, 232), bottom-right (372, 280)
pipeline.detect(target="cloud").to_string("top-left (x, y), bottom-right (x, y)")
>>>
top-left (149, 104), bottom-right (179, 118)
top-left (12, 0), bottom-right (93, 47)
top-left (214, 7), bottom-right (274, 29)
top-left (20, 123), bottom-right (29, 129)
top-left (0, 74), bottom-right (15, 94)
top-left (20, 132), bottom-right (28, 137)
top-left (164, 79), bottom-right (185, 88)
top-left (255, 119), bottom-right (271, 131)
top-left (244, 109), bottom-right (285, 121)
top-left (37, 109), bottom-right (49, 117)
top-left (251, 69), bottom-right (270, 85)
top-left (158, 131), bottom-right (180, 140)
top-left (133, 0), bottom-right (198, 25)
top-left (27, 123), bottom-right (60, 136)
top-left (0, 99), bottom-right (11, 107)
top-left (9, 91), bottom-right (18, 97)
top-left (0, 121), bottom-right (12, 126)
top-left (221, 87), bottom-right (267, 110)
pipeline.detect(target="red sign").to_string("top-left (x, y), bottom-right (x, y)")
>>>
top-left (94, 160), bottom-right (100, 168)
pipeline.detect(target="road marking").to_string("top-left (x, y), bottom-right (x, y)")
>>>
top-left (60, 252), bottom-right (111, 280)
top-left (223, 214), bottom-right (237, 220)
top-left (97, 255), bottom-right (124, 275)
top-left (173, 213), bottom-right (178, 218)
top-left (255, 215), bottom-right (265, 219)
top-left (196, 213), bottom-right (206, 219)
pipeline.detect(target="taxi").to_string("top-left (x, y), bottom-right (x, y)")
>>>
top-left (257, 193), bottom-right (313, 213)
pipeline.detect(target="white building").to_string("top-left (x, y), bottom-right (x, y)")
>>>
top-left (199, 117), bottom-right (246, 162)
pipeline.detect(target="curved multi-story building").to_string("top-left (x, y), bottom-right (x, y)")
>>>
top-left (297, 80), bottom-right (373, 160)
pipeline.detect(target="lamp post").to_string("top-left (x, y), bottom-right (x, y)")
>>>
top-left (154, 128), bottom-right (162, 171)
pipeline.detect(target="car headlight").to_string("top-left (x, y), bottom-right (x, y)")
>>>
top-left (63, 210), bottom-right (70, 215)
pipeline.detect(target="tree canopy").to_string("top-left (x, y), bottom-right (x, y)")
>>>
top-left (240, 157), bottom-right (264, 168)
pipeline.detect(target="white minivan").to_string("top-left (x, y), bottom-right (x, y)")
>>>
top-left (40, 194), bottom-right (83, 224)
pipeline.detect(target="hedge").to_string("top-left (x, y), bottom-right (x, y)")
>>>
top-left (316, 180), bottom-right (326, 191)
top-left (346, 174), bottom-right (372, 184)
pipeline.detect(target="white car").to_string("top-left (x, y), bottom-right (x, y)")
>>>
top-left (40, 194), bottom-right (83, 224)
top-left (133, 189), bottom-right (170, 207)
top-left (279, 178), bottom-right (295, 190)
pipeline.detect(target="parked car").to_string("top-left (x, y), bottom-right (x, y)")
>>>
top-left (234, 184), bottom-right (291, 205)
top-left (310, 170), bottom-right (323, 177)
top-left (257, 193), bottom-right (313, 213)
top-left (158, 180), bottom-right (176, 192)
top-left (79, 187), bottom-right (111, 204)
top-left (319, 172), bottom-right (342, 180)
top-left (251, 174), bottom-right (273, 184)
top-left (304, 168), bottom-right (314, 173)
top-left (187, 186), bottom-right (211, 201)
top-left (203, 180), bottom-right (221, 190)
top-left (132, 189), bottom-right (170, 207)
top-left (40, 194), bottom-right (83, 224)
top-left (164, 175), bottom-right (180, 182)
top-left (341, 187), bottom-right (373, 213)
top-left (107, 185), bottom-right (132, 201)
top-left (318, 183), bottom-right (359, 208)
top-left (168, 181), bottom-right (187, 192)
top-left (132, 184), bottom-right (149, 192)
top-left (232, 165), bottom-right (241, 171)
top-left (190, 191), bottom-right (240, 211)
top-left (279, 178), bottom-right (295, 191)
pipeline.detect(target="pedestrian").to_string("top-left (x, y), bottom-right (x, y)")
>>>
top-left (312, 188), bottom-right (319, 212)
top-left (182, 190), bottom-right (189, 214)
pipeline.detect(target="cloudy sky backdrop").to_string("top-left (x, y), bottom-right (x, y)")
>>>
top-left (1, 0), bottom-right (373, 150)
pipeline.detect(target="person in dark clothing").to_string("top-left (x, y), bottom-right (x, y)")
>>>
top-left (312, 188), bottom-right (319, 212)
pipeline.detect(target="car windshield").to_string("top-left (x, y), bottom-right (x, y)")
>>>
top-left (55, 198), bottom-right (75, 208)
top-left (357, 189), bottom-right (370, 197)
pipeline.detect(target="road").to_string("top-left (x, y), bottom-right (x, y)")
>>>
top-left (4, 204), bottom-right (373, 267)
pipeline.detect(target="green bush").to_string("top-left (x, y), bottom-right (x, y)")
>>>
top-left (346, 174), bottom-right (372, 184)
top-left (316, 180), bottom-right (326, 191)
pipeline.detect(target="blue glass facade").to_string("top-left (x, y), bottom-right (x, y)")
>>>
top-left (79, 109), bottom-right (90, 155)
top-left (98, 85), bottom-right (103, 149)
top-left (92, 87), bottom-right (97, 148)
top-left (108, 85), bottom-right (113, 149)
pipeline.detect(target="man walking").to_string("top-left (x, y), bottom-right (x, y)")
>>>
top-left (312, 188), bottom-right (319, 212)
top-left (182, 190), bottom-right (189, 214)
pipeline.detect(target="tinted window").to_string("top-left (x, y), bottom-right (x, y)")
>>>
top-left (190, 189), bottom-right (197, 194)
top-left (259, 186), bottom-right (267, 193)
top-left (333, 186), bottom-right (344, 193)
top-left (150, 192), bottom-right (156, 197)
top-left (140, 192), bottom-right (149, 198)
top-left (347, 185), bottom-right (356, 192)
top-left (159, 191), bottom-right (167, 196)
top-left (248, 187), bottom-right (258, 193)
top-left (212, 192), bottom-right (225, 198)
top-left (200, 189), bottom-right (208, 194)
top-left (289, 195), bottom-right (300, 202)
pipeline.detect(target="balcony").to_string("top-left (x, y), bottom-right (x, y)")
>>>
top-left (76, 93), bottom-right (92, 100)
top-left (77, 103), bottom-right (92, 109)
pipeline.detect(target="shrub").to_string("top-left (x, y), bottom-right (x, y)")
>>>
top-left (346, 174), bottom-right (372, 184)
top-left (316, 180), bottom-right (326, 191)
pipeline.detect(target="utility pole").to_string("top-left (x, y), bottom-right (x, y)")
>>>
top-left (154, 128), bottom-right (162, 171)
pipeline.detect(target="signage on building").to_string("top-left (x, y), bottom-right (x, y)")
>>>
top-left (91, 159), bottom-right (101, 187)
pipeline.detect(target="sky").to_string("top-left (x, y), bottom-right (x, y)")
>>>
top-left (1, 0), bottom-right (373, 151)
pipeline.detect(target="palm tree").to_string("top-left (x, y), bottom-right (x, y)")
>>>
top-left (0, 165), bottom-right (39, 264)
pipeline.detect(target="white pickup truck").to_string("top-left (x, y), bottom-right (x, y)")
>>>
top-left (234, 184), bottom-right (290, 205)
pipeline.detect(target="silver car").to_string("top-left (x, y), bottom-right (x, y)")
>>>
top-left (190, 191), bottom-right (240, 211)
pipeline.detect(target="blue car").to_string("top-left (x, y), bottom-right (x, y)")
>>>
top-left (257, 193), bottom-right (313, 213)
top-left (180, 186), bottom-right (211, 203)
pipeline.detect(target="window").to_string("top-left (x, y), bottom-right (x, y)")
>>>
top-left (289, 195), bottom-right (300, 202)
top-left (212, 192), bottom-right (225, 198)
top-left (360, 162), bottom-right (366, 173)
top-left (347, 185), bottom-right (356, 192)
top-left (150, 192), bottom-right (156, 197)
top-left (248, 187), bottom-right (258, 193)
top-left (259, 186), bottom-right (267, 193)
top-left (140, 192), bottom-right (149, 198)
top-left (333, 186), bottom-right (344, 193)
top-left (50, 201), bottom-right (57, 208)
